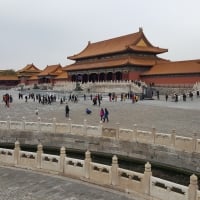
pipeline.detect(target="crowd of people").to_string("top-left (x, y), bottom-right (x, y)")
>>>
top-left (164, 90), bottom-right (200, 102)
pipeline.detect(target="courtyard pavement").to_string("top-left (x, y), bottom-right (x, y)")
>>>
top-left (0, 166), bottom-right (135, 200)
top-left (0, 89), bottom-right (200, 137)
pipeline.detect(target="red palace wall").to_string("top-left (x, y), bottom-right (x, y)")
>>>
top-left (128, 71), bottom-right (141, 80)
top-left (141, 75), bottom-right (200, 85)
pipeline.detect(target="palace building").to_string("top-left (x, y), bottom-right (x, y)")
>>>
top-left (63, 28), bottom-right (200, 86)
top-left (37, 64), bottom-right (63, 85)
top-left (63, 28), bottom-right (169, 83)
top-left (17, 63), bottom-right (41, 85)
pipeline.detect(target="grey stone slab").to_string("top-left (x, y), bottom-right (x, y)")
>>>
top-left (0, 166), bottom-right (135, 200)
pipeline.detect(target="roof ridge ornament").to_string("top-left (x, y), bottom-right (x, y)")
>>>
top-left (139, 27), bottom-right (143, 32)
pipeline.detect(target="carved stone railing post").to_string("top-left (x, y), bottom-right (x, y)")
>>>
top-left (143, 162), bottom-right (152, 195)
top-left (14, 140), bottom-right (20, 165)
top-left (37, 117), bottom-right (41, 132)
top-left (60, 146), bottom-right (66, 173)
top-left (83, 119), bottom-right (87, 135)
top-left (111, 155), bottom-right (119, 186)
top-left (171, 129), bottom-right (176, 147)
top-left (36, 143), bottom-right (43, 169)
top-left (7, 116), bottom-right (10, 129)
top-left (192, 132), bottom-right (197, 153)
top-left (68, 118), bottom-right (72, 134)
top-left (188, 174), bottom-right (198, 200)
top-left (22, 116), bottom-right (26, 130)
top-left (98, 120), bottom-right (103, 136)
top-left (115, 122), bottom-right (120, 140)
top-left (152, 126), bottom-right (156, 144)
top-left (133, 124), bottom-right (138, 142)
top-left (52, 117), bottom-right (56, 133)
top-left (84, 150), bottom-right (91, 179)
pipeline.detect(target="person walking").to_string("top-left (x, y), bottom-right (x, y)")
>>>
top-left (100, 108), bottom-right (104, 121)
top-left (103, 108), bottom-right (109, 122)
top-left (65, 103), bottom-right (70, 118)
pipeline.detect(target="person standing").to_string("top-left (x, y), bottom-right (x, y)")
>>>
top-left (165, 93), bottom-right (168, 101)
top-left (65, 103), bottom-right (70, 118)
top-left (97, 94), bottom-right (101, 106)
top-left (84, 94), bottom-right (86, 100)
top-left (103, 108), bottom-right (109, 122)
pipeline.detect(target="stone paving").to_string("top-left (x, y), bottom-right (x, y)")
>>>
top-left (0, 89), bottom-right (200, 137)
top-left (0, 166), bottom-right (135, 200)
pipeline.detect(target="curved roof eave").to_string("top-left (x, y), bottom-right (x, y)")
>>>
top-left (128, 46), bottom-right (168, 54)
top-left (67, 41), bottom-right (91, 60)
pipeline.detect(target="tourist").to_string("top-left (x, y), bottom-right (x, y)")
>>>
top-left (65, 103), bottom-right (70, 118)
top-left (84, 94), bottom-right (86, 100)
top-left (3, 93), bottom-right (10, 107)
top-left (97, 94), bottom-right (101, 106)
top-left (165, 94), bottom-right (168, 101)
top-left (175, 93), bottom-right (178, 102)
top-left (183, 93), bottom-right (186, 101)
top-left (100, 108), bottom-right (104, 121)
top-left (86, 108), bottom-right (92, 114)
top-left (60, 98), bottom-right (63, 104)
top-left (108, 93), bottom-right (112, 102)
top-left (103, 108), bottom-right (109, 122)
top-left (197, 90), bottom-right (199, 98)
top-left (156, 90), bottom-right (160, 100)
top-left (93, 96), bottom-right (97, 105)
top-left (189, 91), bottom-right (193, 101)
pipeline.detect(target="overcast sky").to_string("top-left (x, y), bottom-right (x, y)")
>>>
top-left (0, 0), bottom-right (200, 70)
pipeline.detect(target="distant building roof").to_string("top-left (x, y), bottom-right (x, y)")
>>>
top-left (17, 63), bottom-right (41, 73)
top-left (38, 64), bottom-right (63, 76)
top-left (68, 28), bottom-right (168, 60)
top-left (141, 59), bottom-right (200, 76)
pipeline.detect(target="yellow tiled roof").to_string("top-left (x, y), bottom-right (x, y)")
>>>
top-left (17, 64), bottom-right (41, 73)
top-left (38, 64), bottom-right (63, 76)
top-left (142, 60), bottom-right (200, 76)
top-left (55, 71), bottom-right (68, 79)
top-left (68, 29), bottom-right (167, 60)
